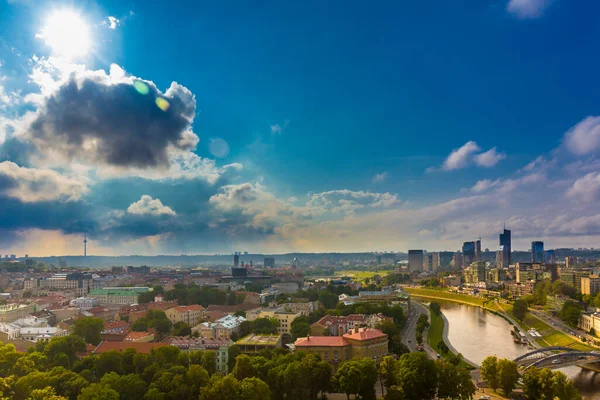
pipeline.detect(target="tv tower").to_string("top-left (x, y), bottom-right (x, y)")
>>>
top-left (83, 235), bottom-right (87, 257)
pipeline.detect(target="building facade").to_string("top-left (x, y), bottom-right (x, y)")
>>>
top-left (531, 242), bottom-right (544, 263)
top-left (499, 229), bottom-right (512, 267)
top-left (408, 250), bottom-right (424, 273)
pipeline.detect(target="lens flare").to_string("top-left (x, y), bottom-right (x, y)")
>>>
top-left (155, 97), bottom-right (170, 111)
top-left (133, 81), bottom-right (149, 95)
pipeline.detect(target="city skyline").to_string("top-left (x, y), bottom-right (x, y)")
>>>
top-left (2, 1), bottom-right (600, 255)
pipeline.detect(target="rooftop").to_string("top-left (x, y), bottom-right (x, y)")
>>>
top-left (124, 331), bottom-right (153, 341)
top-left (343, 327), bottom-right (387, 341)
top-left (93, 341), bottom-right (166, 354)
top-left (236, 334), bottom-right (281, 346)
top-left (294, 336), bottom-right (350, 347)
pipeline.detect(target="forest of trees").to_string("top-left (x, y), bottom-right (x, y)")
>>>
top-left (0, 333), bottom-right (482, 400)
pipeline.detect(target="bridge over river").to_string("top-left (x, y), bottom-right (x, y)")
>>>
top-left (514, 347), bottom-right (600, 372)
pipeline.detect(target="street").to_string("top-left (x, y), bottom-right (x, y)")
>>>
top-left (401, 301), bottom-right (440, 359)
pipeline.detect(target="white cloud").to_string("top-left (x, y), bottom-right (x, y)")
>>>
top-left (474, 147), bottom-right (506, 167)
top-left (566, 172), bottom-right (600, 202)
top-left (270, 120), bottom-right (289, 134)
top-left (372, 172), bottom-right (388, 183)
top-left (442, 141), bottom-right (481, 171)
top-left (507, 0), bottom-right (552, 19)
top-left (563, 116), bottom-right (600, 156)
top-left (432, 141), bottom-right (506, 172)
top-left (105, 16), bottom-right (120, 30)
top-left (127, 195), bottom-right (176, 216)
top-left (0, 161), bottom-right (88, 202)
top-left (470, 173), bottom-right (545, 194)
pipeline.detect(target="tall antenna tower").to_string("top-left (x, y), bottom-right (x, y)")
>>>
top-left (83, 235), bottom-right (87, 257)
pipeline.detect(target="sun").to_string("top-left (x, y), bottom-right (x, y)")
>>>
top-left (37, 10), bottom-right (91, 59)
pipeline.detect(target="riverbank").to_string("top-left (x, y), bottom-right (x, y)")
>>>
top-left (419, 301), bottom-right (479, 368)
top-left (408, 287), bottom-right (596, 353)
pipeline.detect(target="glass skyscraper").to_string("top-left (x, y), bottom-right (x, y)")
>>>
top-left (532, 241), bottom-right (544, 263)
top-left (499, 229), bottom-right (511, 267)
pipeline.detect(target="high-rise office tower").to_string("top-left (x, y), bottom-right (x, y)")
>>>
top-left (408, 250), bottom-right (424, 272)
top-left (475, 239), bottom-right (482, 261)
top-left (462, 241), bottom-right (476, 266)
top-left (496, 246), bottom-right (505, 269)
top-left (531, 241), bottom-right (544, 263)
top-left (499, 229), bottom-right (511, 267)
top-left (545, 250), bottom-right (556, 264)
top-left (233, 252), bottom-right (240, 267)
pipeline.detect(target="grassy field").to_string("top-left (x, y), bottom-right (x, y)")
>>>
top-left (405, 287), bottom-right (488, 307)
top-left (500, 303), bottom-right (594, 351)
top-left (427, 310), bottom-right (444, 351)
top-left (334, 269), bottom-right (391, 282)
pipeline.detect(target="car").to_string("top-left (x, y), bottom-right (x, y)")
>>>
top-left (552, 360), bottom-right (561, 365)
top-left (408, 339), bottom-right (411, 342)
top-left (478, 396), bottom-right (491, 400)
top-left (437, 353), bottom-right (441, 359)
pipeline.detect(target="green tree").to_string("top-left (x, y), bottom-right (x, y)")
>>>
top-left (551, 281), bottom-right (577, 299)
top-left (429, 302), bottom-right (441, 316)
top-left (44, 335), bottom-right (86, 368)
top-left (171, 322), bottom-right (191, 337)
top-left (480, 356), bottom-right (499, 391)
top-left (72, 317), bottom-right (104, 345)
top-left (200, 375), bottom-right (242, 400)
top-left (393, 352), bottom-right (438, 400)
top-left (318, 290), bottom-right (339, 309)
top-left (202, 351), bottom-right (217, 376)
top-left (497, 358), bottom-right (519, 396)
top-left (232, 354), bottom-right (256, 381)
top-left (522, 367), bottom-right (543, 400)
top-left (378, 355), bottom-right (398, 394)
top-left (249, 318), bottom-right (279, 334)
top-left (559, 301), bottom-right (584, 327)
top-left (240, 377), bottom-right (271, 400)
top-left (552, 371), bottom-right (582, 400)
top-left (27, 386), bottom-right (67, 400)
top-left (331, 361), bottom-right (362, 400)
top-left (100, 372), bottom-right (148, 400)
top-left (512, 299), bottom-right (528, 321)
top-left (77, 383), bottom-right (120, 400)
top-left (435, 360), bottom-right (475, 400)
top-left (290, 317), bottom-right (311, 341)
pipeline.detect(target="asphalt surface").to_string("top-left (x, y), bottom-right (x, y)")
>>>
top-left (401, 301), bottom-right (440, 360)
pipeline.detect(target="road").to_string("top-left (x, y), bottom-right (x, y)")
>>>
top-left (530, 309), bottom-right (598, 345)
top-left (401, 301), bottom-right (439, 359)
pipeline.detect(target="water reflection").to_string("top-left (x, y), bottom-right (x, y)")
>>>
top-left (439, 301), bottom-right (600, 399)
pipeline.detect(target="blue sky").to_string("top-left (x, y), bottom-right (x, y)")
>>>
top-left (1, 0), bottom-right (600, 255)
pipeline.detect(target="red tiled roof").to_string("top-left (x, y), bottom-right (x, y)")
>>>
top-left (343, 328), bottom-right (387, 341)
top-left (103, 320), bottom-right (128, 330)
top-left (124, 331), bottom-right (153, 341)
top-left (294, 336), bottom-right (350, 347)
top-left (93, 341), bottom-right (166, 354)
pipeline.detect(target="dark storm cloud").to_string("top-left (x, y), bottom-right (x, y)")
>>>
top-left (27, 70), bottom-right (198, 169)
top-left (0, 195), bottom-right (99, 236)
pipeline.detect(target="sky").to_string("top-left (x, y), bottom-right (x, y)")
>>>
top-left (0, 0), bottom-right (600, 256)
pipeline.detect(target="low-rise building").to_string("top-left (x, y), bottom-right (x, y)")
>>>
top-left (89, 287), bottom-right (150, 305)
top-left (245, 309), bottom-right (299, 335)
top-left (124, 331), bottom-right (154, 343)
top-left (507, 281), bottom-right (536, 299)
top-left (0, 303), bottom-right (36, 323)
top-left (166, 336), bottom-right (231, 373)
top-left (443, 275), bottom-right (461, 287)
top-left (193, 314), bottom-right (246, 339)
top-left (165, 305), bottom-right (205, 327)
top-left (581, 275), bottom-right (600, 296)
top-left (70, 297), bottom-right (99, 310)
top-left (293, 327), bottom-right (388, 370)
top-left (579, 312), bottom-right (600, 337)
top-left (235, 334), bottom-right (282, 354)
top-left (93, 341), bottom-right (166, 354)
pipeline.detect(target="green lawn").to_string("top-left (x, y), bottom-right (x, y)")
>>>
top-left (334, 269), bottom-right (390, 282)
top-left (427, 310), bottom-right (444, 350)
top-left (405, 287), bottom-right (487, 307)
top-left (518, 313), bottom-right (595, 351)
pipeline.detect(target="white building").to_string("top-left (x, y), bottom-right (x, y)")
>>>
top-left (70, 297), bottom-right (100, 310)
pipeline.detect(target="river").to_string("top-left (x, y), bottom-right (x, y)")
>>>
top-left (439, 301), bottom-right (600, 399)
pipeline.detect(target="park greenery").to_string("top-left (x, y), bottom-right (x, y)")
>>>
top-left (0, 332), bottom-right (480, 400)
top-left (512, 299), bottom-right (529, 322)
top-left (559, 301), bottom-right (584, 328)
top-left (480, 356), bottom-right (581, 399)
top-left (415, 314), bottom-right (429, 345)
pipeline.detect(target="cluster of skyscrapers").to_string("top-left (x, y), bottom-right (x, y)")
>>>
top-left (408, 227), bottom-right (555, 272)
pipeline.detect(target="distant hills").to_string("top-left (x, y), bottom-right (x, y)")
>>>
top-left (16, 248), bottom-right (600, 268)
